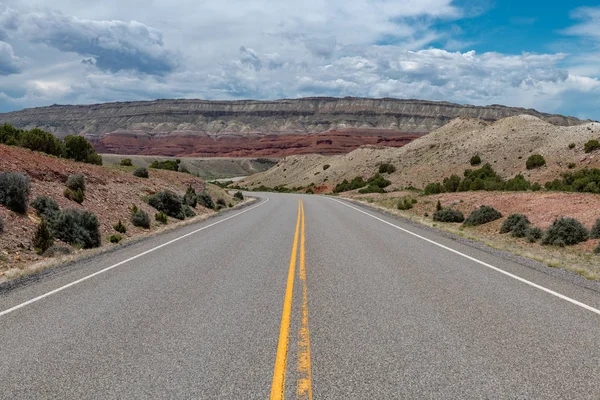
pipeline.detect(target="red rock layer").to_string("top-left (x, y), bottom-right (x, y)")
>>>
top-left (94, 129), bottom-right (424, 157)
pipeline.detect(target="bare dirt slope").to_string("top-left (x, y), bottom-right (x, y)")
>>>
top-left (240, 115), bottom-right (600, 189)
top-left (0, 145), bottom-right (237, 278)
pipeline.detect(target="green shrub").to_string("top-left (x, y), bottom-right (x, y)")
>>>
top-left (442, 175), bottom-right (461, 193)
top-left (234, 191), bottom-right (244, 200)
top-left (0, 172), bottom-right (31, 213)
top-left (423, 182), bottom-right (443, 195)
top-left (19, 128), bottom-right (64, 156)
top-left (133, 167), bottom-right (149, 178)
top-left (366, 173), bottom-right (391, 189)
top-left (148, 190), bottom-right (188, 219)
top-left (52, 209), bottom-right (101, 248)
top-left (542, 217), bottom-right (589, 246)
top-left (531, 182), bottom-right (542, 191)
top-left (155, 211), bottom-right (168, 224)
top-left (113, 220), bottom-right (127, 234)
top-left (216, 198), bottom-right (226, 208)
top-left (433, 208), bottom-right (465, 223)
top-left (30, 196), bottom-right (60, 221)
top-left (149, 160), bottom-right (179, 171)
top-left (568, 163), bottom-right (576, 169)
top-left (66, 174), bottom-right (86, 192)
top-left (595, 243), bottom-right (600, 254)
top-left (526, 226), bottom-right (543, 243)
top-left (323, 164), bottom-right (330, 170)
top-left (436, 200), bottom-right (442, 211)
top-left (109, 234), bottom-right (122, 244)
top-left (64, 187), bottom-right (84, 204)
top-left (182, 204), bottom-right (196, 218)
top-left (464, 205), bottom-right (503, 226)
top-left (334, 176), bottom-right (367, 193)
top-left (131, 206), bottom-right (151, 228)
top-left (63, 135), bottom-right (102, 165)
top-left (584, 139), bottom-right (600, 153)
top-left (197, 192), bottom-right (215, 209)
top-left (397, 197), bottom-right (415, 210)
top-left (0, 215), bottom-right (3, 234)
top-left (358, 185), bottom-right (385, 194)
top-left (120, 158), bottom-right (133, 166)
top-left (183, 186), bottom-right (197, 208)
top-left (544, 168), bottom-right (600, 194)
top-left (504, 175), bottom-right (531, 191)
top-left (0, 123), bottom-right (23, 145)
top-left (470, 155), bottom-right (482, 166)
top-left (379, 163), bottom-right (396, 174)
top-left (590, 218), bottom-right (600, 239)
top-left (526, 154), bottom-right (546, 169)
top-left (179, 165), bottom-right (190, 174)
top-left (228, 203), bottom-right (233, 207)
top-left (33, 218), bottom-right (54, 254)
top-left (500, 214), bottom-right (530, 234)
top-left (568, 142), bottom-right (576, 149)
top-left (305, 188), bottom-right (314, 194)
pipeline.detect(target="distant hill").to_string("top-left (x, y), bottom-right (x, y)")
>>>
top-left (239, 115), bottom-right (600, 190)
top-left (0, 98), bottom-right (587, 157)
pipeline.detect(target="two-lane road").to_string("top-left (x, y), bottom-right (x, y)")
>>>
top-left (1, 193), bottom-right (599, 399)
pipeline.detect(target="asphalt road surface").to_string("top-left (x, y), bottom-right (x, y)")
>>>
top-left (1, 193), bottom-right (600, 399)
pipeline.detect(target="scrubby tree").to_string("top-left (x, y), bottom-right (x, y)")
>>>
top-left (19, 128), bottom-right (64, 157)
top-left (63, 135), bottom-right (103, 165)
top-left (33, 218), bottom-right (54, 254)
top-left (0, 172), bottom-right (30, 213)
top-left (526, 154), bottom-right (546, 170)
top-left (542, 217), bottom-right (589, 246)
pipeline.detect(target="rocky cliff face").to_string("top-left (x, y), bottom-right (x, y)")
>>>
top-left (0, 97), bottom-right (585, 157)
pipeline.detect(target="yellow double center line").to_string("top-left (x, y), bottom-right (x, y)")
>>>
top-left (270, 200), bottom-right (313, 400)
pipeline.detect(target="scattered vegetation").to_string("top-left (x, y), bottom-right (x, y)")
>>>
top-left (19, 128), bottom-right (64, 156)
top-left (133, 167), bottom-right (149, 178)
top-left (378, 163), bottom-right (396, 174)
top-left (544, 168), bottom-right (600, 194)
top-left (64, 187), bottom-right (84, 204)
top-left (148, 190), bottom-right (195, 220)
top-left (470, 155), bottom-right (481, 166)
top-left (113, 220), bottom-right (127, 234)
top-left (422, 164), bottom-right (543, 194)
top-left (464, 205), bottom-right (502, 226)
top-left (500, 214), bottom-right (531, 238)
top-left (526, 226), bottom-right (543, 243)
top-left (120, 158), bottom-right (133, 166)
top-left (63, 135), bottom-right (103, 165)
top-left (590, 218), bottom-right (600, 239)
top-left (433, 208), bottom-right (465, 223)
top-left (234, 191), bottom-right (244, 200)
top-left (33, 218), bottom-right (54, 254)
top-left (397, 196), bottom-right (417, 210)
top-left (542, 217), bottom-right (589, 246)
top-left (197, 192), bottom-right (215, 209)
top-left (584, 139), bottom-right (600, 153)
top-left (0, 172), bottom-right (31, 213)
top-left (334, 176), bottom-right (367, 193)
top-left (130, 205), bottom-right (151, 228)
top-left (155, 212), bottom-right (168, 224)
top-left (109, 234), bottom-right (122, 244)
top-left (149, 159), bottom-right (179, 171)
top-left (0, 124), bottom-right (101, 164)
top-left (52, 209), bottom-right (101, 248)
top-left (526, 154), bottom-right (546, 170)
top-left (66, 174), bottom-right (86, 192)
top-left (183, 186), bottom-right (198, 208)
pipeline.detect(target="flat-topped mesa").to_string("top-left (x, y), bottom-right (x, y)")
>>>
top-left (0, 98), bottom-right (587, 157)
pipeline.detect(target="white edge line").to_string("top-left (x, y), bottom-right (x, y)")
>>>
top-left (330, 197), bottom-right (600, 316)
top-left (0, 197), bottom-right (270, 318)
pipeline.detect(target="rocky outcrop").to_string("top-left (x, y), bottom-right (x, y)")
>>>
top-left (0, 97), bottom-right (586, 157)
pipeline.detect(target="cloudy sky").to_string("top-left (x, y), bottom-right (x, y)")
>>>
top-left (0, 0), bottom-right (599, 119)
